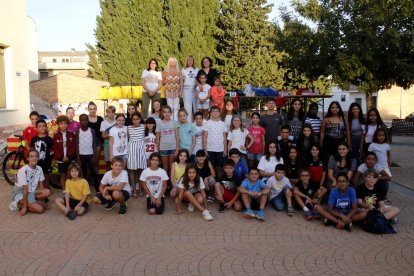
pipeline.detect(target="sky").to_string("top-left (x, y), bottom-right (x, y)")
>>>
top-left (27, 0), bottom-right (291, 51)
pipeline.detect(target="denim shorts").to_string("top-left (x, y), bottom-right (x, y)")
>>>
top-left (247, 153), bottom-right (262, 162)
top-left (159, 149), bottom-right (175, 157)
top-left (114, 154), bottom-right (128, 160)
top-left (12, 186), bottom-right (37, 204)
top-left (197, 101), bottom-right (210, 110)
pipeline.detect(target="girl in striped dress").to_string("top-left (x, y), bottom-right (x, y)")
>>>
top-left (127, 112), bottom-right (147, 198)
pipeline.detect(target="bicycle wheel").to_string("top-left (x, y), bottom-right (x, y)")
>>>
top-left (2, 150), bottom-right (25, 185)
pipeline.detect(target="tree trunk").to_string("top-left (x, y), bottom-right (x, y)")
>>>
top-left (366, 91), bottom-right (375, 110)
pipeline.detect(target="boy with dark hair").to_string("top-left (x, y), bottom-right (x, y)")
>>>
top-left (92, 156), bottom-right (130, 215)
top-left (239, 168), bottom-right (269, 221)
top-left (229, 148), bottom-right (248, 180)
top-left (194, 149), bottom-right (216, 202)
top-left (277, 124), bottom-right (295, 161)
top-left (53, 115), bottom-right (76, 191)
top-left (214, 159), bottom-right (242, 213)
top-left (22, 111), bottom-right (40, 151)
top-left (266, 164), bottom-right (295, 216)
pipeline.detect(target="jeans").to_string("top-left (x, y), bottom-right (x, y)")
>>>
top-left (183, 85), bottom-right (197, 122)
top-left (351, 134), bottom-right (361, 163)
top-left (167, 97), bottom-right (180, 121)
top-left (269, 186), bottom-right (288, 211)
top-left (142, 92), bottom-right (160, 119)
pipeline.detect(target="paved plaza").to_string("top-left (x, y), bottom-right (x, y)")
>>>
top-left (0, 137), bottom-right (413, 275)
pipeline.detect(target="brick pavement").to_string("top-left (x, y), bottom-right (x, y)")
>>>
top-left (0, 135), bottom-right (413, 275)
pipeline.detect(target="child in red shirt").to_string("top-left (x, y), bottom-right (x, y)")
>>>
top-left (22, 111), bottom-right (40, 151)
top-left (210, 76), bottom-right (225, 110)
top-left (247, 112), bottom-right (266, 168)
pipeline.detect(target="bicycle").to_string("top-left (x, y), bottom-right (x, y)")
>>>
top-left (2, 135), bottom-right (61, 188)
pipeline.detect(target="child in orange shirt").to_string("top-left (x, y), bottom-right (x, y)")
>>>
top-left (210, 76), bottom-right (225, 110)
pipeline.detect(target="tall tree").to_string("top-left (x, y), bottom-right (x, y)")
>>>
top-left (283, 0), bottom-right (414, 108)
top-left (216, 0), bottom-right (286, 90)
top-left (164, 0), bottom-right (220, 66)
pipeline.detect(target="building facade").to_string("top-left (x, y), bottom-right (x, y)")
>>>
top-left (38, 50), bottom-right (89, 79)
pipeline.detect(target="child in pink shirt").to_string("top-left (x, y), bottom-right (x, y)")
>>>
top-left (210, 76), bottom-right (225, 110)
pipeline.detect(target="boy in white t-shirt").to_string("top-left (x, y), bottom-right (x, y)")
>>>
top-left (191, 111), bottom-right (204, 163)
top-left (266, 164), bottom-right (294, 216)
top-left (140, 153), bottom-right (169, 215)
top-left (9, 150), bottom-right (51, 215)
top-left (92, 157), bottom-right (131, 215)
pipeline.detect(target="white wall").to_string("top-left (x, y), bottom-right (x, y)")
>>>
top-left (323, 85), bottom-right (369, 114)
top-left (27, 16), bottom-right (38, 82)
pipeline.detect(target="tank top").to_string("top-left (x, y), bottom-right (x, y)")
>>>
top-left (78, 128), bottom-right (93, 155)
top-left (173, 162), bottom-right (186, 182)
top-left (326, 119), bottom-right (345, 138)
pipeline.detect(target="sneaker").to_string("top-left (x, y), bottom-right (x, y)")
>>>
top-left (256, 209), bottom-right (266, 221)
top-left (105, 201), bottom-right (118, 210)
top-left (344, 223), bottom-right (353, 232)
top-left (9, 200), bottom-right (18, 211)
top-left (304, 210), bottom-right (313, 220)
top-left (188, 203), bottom-right (195, 212)
top-left (119, 203), bottom-right (127, 215)
top-left (202, 210), bottom-right (213, 221)
top-left (311, 210), bottom-right (321, 219)
top-left (66, 210), bottom-right (77, 220)
top-left (219, 202), bottom-right (226, 213)
top-left (390, 217), bottom-right (398, 225)
top-left (243, 208), bottom-right (256, 219)
top-left (287, 207), bottom-right (295, 217)
top-left (324, 218), bottom-right (334, 226)
top-left (207, 196), bottom-right (215, 203)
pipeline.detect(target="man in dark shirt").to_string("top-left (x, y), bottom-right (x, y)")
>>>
top-left (260, 99), bottom-right (283, 146)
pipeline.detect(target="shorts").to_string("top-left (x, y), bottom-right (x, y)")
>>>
top-left (64, 197), bottom-right (89, 209)
top-left (37, 161), bottom-right (52, 174)
top-left (58, 161), bottom-right (73, 173)
top-left (197, 101), bottom-right (210, 110)
top-left (205, 177), bottom-right (217, 189)
top-left (223, 189), bottom-right (237, 203)
top-left (114, 154), bottom-right (127, 160)
top-left (95, 190), bottom-right (130, 205)
top-left (104, 139), bottom-right (110, 161)
top-left (207, 151), bottom-right (224, 167)
top-left (96, 138), bottom-right (103, 147)
top-left (159, 149), bottom-right (175, 157)
top-left (250, 197), bottom-right (260, 211)
top-left (12, 186), bottom-right (37, 204)
top-left (146, 197), bottom-right (165, 214)
top-left (247, 153), bottom-right (262, 162)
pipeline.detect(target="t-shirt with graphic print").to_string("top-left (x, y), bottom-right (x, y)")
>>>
top-left (177, 177), bottom-right (205, 194)
top-left (140, 167), bottom-right (169, 199)
top-left (30, 136), bottom-right (53, 170)
top-left (218, 175), bottom-right (241, 193)
top-left (109, 126), bottom-right (128, 156)
top-left (356, 183), bottom-right (386, 209)
top-left (100, 170), bottom-right (131, 194)
top-left (328, 187), bottom-right (357, 214)
top-left (266, 175), bottom-right (292, 200)
top-left (15, 164), bottom-right (45, 193)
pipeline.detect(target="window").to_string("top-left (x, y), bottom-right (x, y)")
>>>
top-left (62, 58), bottom-right (66, 63)
top-left (356, 98), bottom-right (362, 106)
top-left (0, 47), bottom-right (6, 108)
top-left (341, 95), bottom-right (346, 102)
top-left (39, 71), bottom-right (49, 79)
top-left (52, 58), bottom-right (57, 63)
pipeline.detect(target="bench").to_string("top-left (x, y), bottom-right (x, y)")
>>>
top-left (389, 119), bottom-right (414, 143)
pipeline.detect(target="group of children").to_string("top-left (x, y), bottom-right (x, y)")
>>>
top-left (10, 98), bottom-right (400, 231)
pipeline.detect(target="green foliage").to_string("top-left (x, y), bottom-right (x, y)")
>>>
top-left (216, 0), bottom-right (286, 90)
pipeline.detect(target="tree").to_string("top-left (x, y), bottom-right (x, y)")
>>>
top-left (164, 0), bottom-right (220, 66)
top-left (282, 0), bottom-right (414, 108)
top-left (216, 0), bottom-right (286, 90)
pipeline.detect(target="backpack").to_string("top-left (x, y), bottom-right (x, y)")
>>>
top-left (361, 209), bottom-right (396, 234)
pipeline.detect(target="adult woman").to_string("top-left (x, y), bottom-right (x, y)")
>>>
top-left (182, 56), bottom-right (199, 122)
top-left (196, 57), bottom-right (219, 87)
top-left (163, 57), bottom-right (183, 121)
top-left (327, 142), bottom-right (357, 190)
top-left (320, 101), bottom-right (351, 158)
top-left (287, 99), bottom-right (305, 139)
top-left (141, 58), bottom-right (162, 119)
top-left (347, 102), bottom-right (365, 162)
top-left (87, 101), bottom-right (103, 168)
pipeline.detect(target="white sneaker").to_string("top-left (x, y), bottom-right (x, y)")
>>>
top-left (202, 210), bottom-right (213, 221)
top-left (9, 200), bottom-right (18, 211)
top-left (188, 203), bottom-right (194, 212)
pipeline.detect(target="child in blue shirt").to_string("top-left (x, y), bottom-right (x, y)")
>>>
top-left (229, 149), bottom-right (248, 180)
top-left (238, 168), bottom-right (269, 221)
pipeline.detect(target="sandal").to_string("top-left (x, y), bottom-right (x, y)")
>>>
top-left (131, 191), bottom-right (138, 199)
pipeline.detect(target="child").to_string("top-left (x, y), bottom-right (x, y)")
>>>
top-left (194, 150), bottom-right (216, 202)
top-left (109, 114), bottom-right (128, 168)
top-left (353, 152), bottom-right (391, 191)
top-left (66, 106), bottom-right (81, 133)
top-left (296, 124), bottom-right (316, 165)
top-left (362, 108), bottom-right (386, 156)
top-left (277, 125), bottom-right (295, 162)
top-left (368, 128), bottom-right (391, 176)
top-left (125, 103), bottom-right (137, 126)
top-left (100, 105), bottom-right (116, 170)
top-left (202, 106), bottom-right (227, 175)
top-left (314, 173), bottom-right (366, 231)
top-left (220, 99), bottom-right (238, 131)
top-left (163, 57), bottom-right (183, 121)
top-left (229, 149), bottom-right (248, 180)
top-left (76, 114), bottom-right (98, 191)
top-left (266, 164), bottom-right (294, 216)
top-left (92, 157), bottom-right (130, 215)
top-left (307, 144), bottom-right (326, 187)
top-left (156, 105), bottom-right (179, 177)
top-left (191, 111), bottom-right (204, 163)
top-left (140, 153), bottom-right (169, 215)
top-left (178, 108), bottom-right (197, 154)
top-left (304, 102), bottom-right (322, 139)
top-left (87, 101), bottom-right (104, 169)
top-left (327, 142), bottom-right (357, 189)
top-left (127, 112), bottom-right (147, 198)
top-left (30, 119), bottom-right (53, 190)
top-left (144, 117), bottom-right (157, 160)
top-left (214, 159), bottom-right (242, 212)
top-left (286, 99), bottom-right (305, 139)
top-left (259, 98), bottom-right (283, 146)
top-left (294, 168), bottom-right (327, 220)
top-left (9, 149), bottom-right (51, 216)
top-left (195, 72), bottom-right (211, 118)
top-left (176, 164), bottom-right (213, 221)
top-left (150, 99), bottom-right (162, 122)
top-left (285, 146), bottom-right (302, 186)
top-left (247, 112), bottom-right (266, 168)
top-left (239, 168), bottom-right (269, 221)
top-left (210, 76), bottom-right (225, 110)
top-left (55, 163), bottom-right (91, 220)
top-left (357, 170), bottom-right (399, 222)
top-left (53, 115), bottom-right (76, 191)
top-left (170, 149), bottom-right (190, 199)
top-left (23, 111), bottom-right (40, 151)
top-left (258, 142), bottom-right (284, 182)
top-left (227, 115), bottom-right (253, 168)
